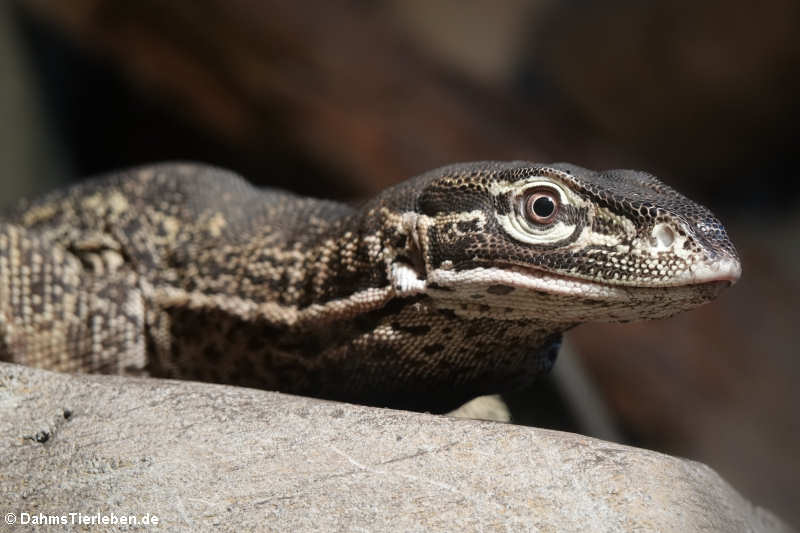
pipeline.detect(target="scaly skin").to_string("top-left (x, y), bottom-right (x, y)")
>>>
top-left (0, 162), bottom-right (740, 411)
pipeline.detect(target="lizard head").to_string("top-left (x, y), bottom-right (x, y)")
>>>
top-left (398, 161), bottom-right (740, 323)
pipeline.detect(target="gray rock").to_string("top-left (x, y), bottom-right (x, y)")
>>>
top-left (0, 362), bottom-right (793, 532)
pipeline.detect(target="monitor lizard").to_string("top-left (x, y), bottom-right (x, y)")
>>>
top-left (0, 162), bottom-right (740, 412)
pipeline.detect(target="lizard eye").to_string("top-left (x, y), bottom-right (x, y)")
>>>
top-left (499, 180), bottom-right (575, 245)
top-left (524, 188), bottom-right (560, 224)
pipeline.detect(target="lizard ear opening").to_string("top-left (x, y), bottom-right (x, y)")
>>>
top-left (390, 261), bottom-right (426, 295)
top-left (389, 213), bottom-right (426, 295)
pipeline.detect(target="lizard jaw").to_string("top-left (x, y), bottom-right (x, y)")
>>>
top-left (424, 264), bottom-right (734, 323)
top-left (679, 255), bottom-right (741, 286)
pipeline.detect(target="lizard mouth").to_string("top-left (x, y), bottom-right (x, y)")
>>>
top-left (427, 262), bottom-right (735, 302)
top-left (426, 264), bottom-right (733, 322)
top-left (502, 264), bottom-right (734, 297)
top-left (500, 252), bottom-right (741, 290)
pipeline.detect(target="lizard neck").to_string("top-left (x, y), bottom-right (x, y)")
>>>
top-left (152, 202), bottom-right (413, 328)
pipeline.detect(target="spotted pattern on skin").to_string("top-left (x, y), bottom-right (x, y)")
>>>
top-left (0, 161), bottom-right (740, 412)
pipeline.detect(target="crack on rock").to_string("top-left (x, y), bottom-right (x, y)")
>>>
top-left (22, 407), bottom-right (75, 444)
top-left (23, 429), bottom-right (50, 444)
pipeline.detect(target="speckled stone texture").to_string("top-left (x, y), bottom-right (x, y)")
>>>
top-left (0, 362), bottom-right (793, 533)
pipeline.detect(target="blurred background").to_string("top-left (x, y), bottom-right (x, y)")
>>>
top-left (1, 0), bottom-right (797, 525)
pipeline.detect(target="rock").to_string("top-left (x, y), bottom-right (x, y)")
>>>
top-left (0, 362), bottom-right (793, 532)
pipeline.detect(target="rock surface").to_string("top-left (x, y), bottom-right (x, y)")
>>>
top-left (0, 362), bottom-right (793, 532)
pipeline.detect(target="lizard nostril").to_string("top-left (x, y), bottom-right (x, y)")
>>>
top-left (652, 223), bottom-right (674, 249)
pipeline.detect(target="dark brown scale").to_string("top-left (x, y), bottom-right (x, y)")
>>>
top-left (486, 285), bottom-right (515, 295)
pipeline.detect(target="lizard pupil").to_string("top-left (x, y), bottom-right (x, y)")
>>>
top-left (524, 189), bottom-right (559, 224)
top-left (533, 196), bottom-right (555, 218)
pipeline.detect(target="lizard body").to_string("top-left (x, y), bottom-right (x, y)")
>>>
top-left (0, 162), bottom-right (740, 411)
